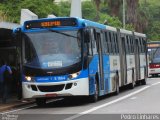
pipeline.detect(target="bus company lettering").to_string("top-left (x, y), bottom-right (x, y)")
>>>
top-left (36, 76), bottom-right (66, 81)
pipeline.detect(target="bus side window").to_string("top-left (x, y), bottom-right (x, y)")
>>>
top-left (112, 33), bottom-right (115, 54)
top-left (139, 38), bottom-right (142, 53)
top-left (124, 35), bottom-right (128, 54)
top-left (142, 38), bottom-right (145, 53)
top-left (143, 38), bottom-right (146, 53)
top-left (113, 33), bottom-right (118, 54)
top-left (115, 33), bottom-right (119, 54)
top-left (127, 35), bottom-right (131, 54)
top-left (101, 31), bottom-right (106, 54)
top-left (129, 36), bottom-right (132, 54)
top-left (88, 30), bottom-right (93, 56)
top-left (104, 32), bottom-right (109, 54)
top-left (131, 37), bottom-right (134, 53)
top-left (105, 32), bottom-right (110, 54)
top-left (91, 29), bottom-right (97, 55)
top-left (108, 32), bottom-right (113, 54)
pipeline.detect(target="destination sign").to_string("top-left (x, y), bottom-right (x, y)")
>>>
top-left (25, 18), bottom-right (77, 29)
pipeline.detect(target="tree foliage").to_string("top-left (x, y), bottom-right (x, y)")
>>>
top-left (0, 10), bottom-right (7, 21)
top-left (58, 1), bottom-right (70, 17)
top-left (82, 1), bottom-right (97, 20)
top-left (0, 0), bottom-right (59, 23)
top-left (147, 21), bottom-right (160, 41)
top-left (0, 0), bottom-right (159, 41)
top-left (139, 0), bottom-right (160, 41)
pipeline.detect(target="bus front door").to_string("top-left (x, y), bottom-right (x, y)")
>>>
top-left (96, 32), bottom-right (105, 92)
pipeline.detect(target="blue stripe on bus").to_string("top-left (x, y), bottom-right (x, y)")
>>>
top-left (22, 69), bottom-right (89, 83)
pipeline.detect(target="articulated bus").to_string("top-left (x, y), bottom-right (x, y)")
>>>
top-left (14, 17), bottom-right (147, 106)
top-left (147, 41), bottom-right (160, 77)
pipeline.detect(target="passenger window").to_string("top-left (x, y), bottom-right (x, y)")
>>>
top-left (91, 29), bottom-right (97, 54)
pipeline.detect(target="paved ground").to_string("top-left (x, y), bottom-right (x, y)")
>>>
top-left (1, 77), bottom-right (160, 120)
top-left (0, 97), bottom-right (34, 112)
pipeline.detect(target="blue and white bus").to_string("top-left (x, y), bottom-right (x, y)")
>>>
top-left (14, 17), bottom-right (147, 106)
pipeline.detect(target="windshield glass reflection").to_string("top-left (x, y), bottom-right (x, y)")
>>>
top-left (23, 30), bottom-right (81, 69)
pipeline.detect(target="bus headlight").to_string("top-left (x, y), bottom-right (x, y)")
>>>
top-left (25, 76), bottom-right (34, 82)
top-left (69, 72), bottom-right (80, 79)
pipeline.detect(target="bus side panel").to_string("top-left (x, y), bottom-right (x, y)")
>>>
top-left (130, 54), bottom-right (136, 83)
top-left (140, 54), bottom-right (146, 80)
top-left (88, 55), bottom-right (110, 96)
top-left (126, 55), bottom-right (132, 84)
top-left (103, 55), bottom-right (110, 94)
top-left (88, 55), bottom-right (99, 95)
top-left (109, 55), bottom-right (120, 92)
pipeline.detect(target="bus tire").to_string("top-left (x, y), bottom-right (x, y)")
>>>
top-left (36, 98), bottom-right (46, 107)
top-left (141, 78), bottom-right (146, 85)
top-left (89, 79), bottom-right (99, 103)
top-left (141, 68), bottom-right (147, 85)
top-left (129, 70), bottom-right (135, 89)
top-left (114, 74), bottom-right (119, 95)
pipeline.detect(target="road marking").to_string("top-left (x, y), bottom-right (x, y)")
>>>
top-left (64, 86), bottom-right (150, 120)
top-left (64, 81), bottom-right (160, 120)
top-left (130, 97), bottom-right (137, 100)
top-left (151, 81), bottom-right (160, 86)
top-left (1, 81), bottom-right (160, 117)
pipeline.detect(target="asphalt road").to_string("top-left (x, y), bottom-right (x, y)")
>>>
top-left (1, 78), bottom-right (160, 120)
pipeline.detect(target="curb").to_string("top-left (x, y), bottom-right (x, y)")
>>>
top-left (0, 100), bottom-right (35, 112)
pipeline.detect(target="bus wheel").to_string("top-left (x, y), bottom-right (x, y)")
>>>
top-left (141, 78), bottom-right (146, 85)
top-left (36, 98), bottom-right (46, 107)
top-left (90, 80), bottom-right (99, 103)
top-left (129, 72), bottom-right (135, 89)
top-left (114, 75), bottom-right (119, 95)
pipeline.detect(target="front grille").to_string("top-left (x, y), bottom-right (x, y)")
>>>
top-left (38, 84), bottom-right (65, 92)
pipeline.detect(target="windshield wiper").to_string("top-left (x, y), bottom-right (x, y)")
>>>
top-left (48, 29), bottom-right (78, 39)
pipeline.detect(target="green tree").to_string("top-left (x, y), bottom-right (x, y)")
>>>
top-left (140, 0), bottom-right (160, 41)
top-left (58, 1), bottom-right (70, 17)
top-left (82, 1), bottom-right (97, 20)
top-left (148, 21), bottom-right (160, 41)
top-left (0, 0), bottom-right (59, 23)
top-left (106, 0), bottom-right (122, 17)
top-left (0, 10), bottom-right (7, 21)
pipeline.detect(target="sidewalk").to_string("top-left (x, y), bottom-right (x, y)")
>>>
top-left (0, 96), bottom-right (35, 112)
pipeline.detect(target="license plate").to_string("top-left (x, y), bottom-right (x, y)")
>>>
top-left (45, 93), bottom-right (57, 97)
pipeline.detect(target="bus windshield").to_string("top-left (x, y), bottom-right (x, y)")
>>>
top-left (151, 47), bottom-right (160, 63)
top-left (23, 30), bottom-right (81, 69)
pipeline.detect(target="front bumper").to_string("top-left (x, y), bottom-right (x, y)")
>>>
top-left (22, 78), bottom-right (89, 99)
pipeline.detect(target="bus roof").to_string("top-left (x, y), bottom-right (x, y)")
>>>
top-left (120, 29), bottom-right (132, 35)
top-left (147, 41), bottom-right (160, 44)
top-left (21, 17), bottom-right (146, 37)
top-left (134, 32), bottom-right (146, 38)
top-left (22, 17), bottom-right (118, 31)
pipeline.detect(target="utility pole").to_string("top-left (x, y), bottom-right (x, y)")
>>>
top-left (70, 0), bottom-right (82, 18)
top-left (123, 0), bottom-right (126, 29)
